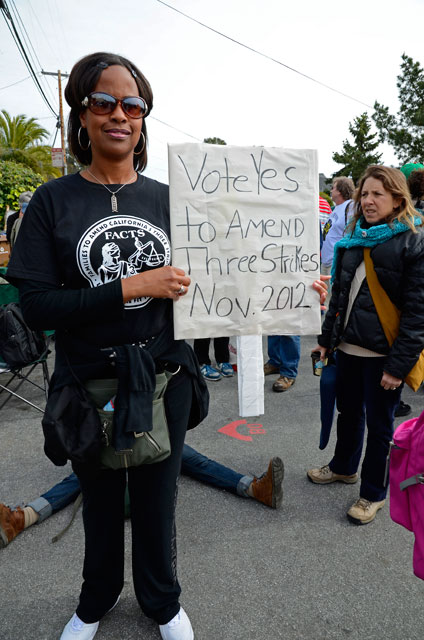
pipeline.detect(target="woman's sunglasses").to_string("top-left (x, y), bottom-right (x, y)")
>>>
top-left (81, 92), bottom-right (147, 119)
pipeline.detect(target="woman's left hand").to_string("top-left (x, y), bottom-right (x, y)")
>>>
top-left (380, 371), bottom-right (403, 391)
top-left (312, 275), bottom-right (330, 310)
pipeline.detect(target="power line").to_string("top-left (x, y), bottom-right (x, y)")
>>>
top-left (0, 0), bottom-right (58, 117)
top-left (8, 0), bottom-right (57, 107)
top-left (27, 1), bottom-right (60, 64)
top-left (51, 0), bottom-right (70, 69)
top-left (0, 74), bottom-right (31, 91)
top-left (156, 0), bottom-right (373, 109)
top-left (150, 115), bottom-right (202, 141)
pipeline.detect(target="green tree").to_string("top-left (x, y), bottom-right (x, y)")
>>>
top-left (332, 112), bottom-right (382, 184)
top-left (0, 160), bottom-right (43, 228)
top-left (0, 109), bottom-right (48, 149)
top-left (66, 150), bottom-right (82, 175)
top-left (373, 54), bottom-right (424, 163)
top-left (203, 137), bottom-right (226, 145)
top-left (319, 191), bottom-right (333, 207)
top-left (0, 110), bottom-right (61, 180)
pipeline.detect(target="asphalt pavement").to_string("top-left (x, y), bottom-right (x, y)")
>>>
top-left (1, 335), bottom-right (424, 640)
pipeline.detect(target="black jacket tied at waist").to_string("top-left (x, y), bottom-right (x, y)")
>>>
top-left (112, 343), bottom-right (157, 451)
top-left (50, 322), bottom-right (209, 453)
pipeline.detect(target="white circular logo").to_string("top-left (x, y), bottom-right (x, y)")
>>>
top-left (76, 215), bottom-right (171, 309)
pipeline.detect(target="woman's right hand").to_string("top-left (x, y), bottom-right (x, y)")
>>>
top-left (312, 275), bottom-right (331, 310)
top-left (311, 345), bottom-right (328, 361)
top-left (121, 266), bottom-right (191, 303)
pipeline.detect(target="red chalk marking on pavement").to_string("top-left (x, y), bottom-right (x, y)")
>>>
top-left (219, 419), bottom-right (251, 441)
top-left (248, 423), bottom-right (266, 434)
top-left (218, 420), bottom-right (266, 441)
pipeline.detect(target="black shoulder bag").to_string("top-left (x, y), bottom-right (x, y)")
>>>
top-left (42, 354), bottom-right (103, 467)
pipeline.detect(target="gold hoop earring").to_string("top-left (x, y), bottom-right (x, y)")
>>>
top-left (78, 127), bottom-right (91, 151)
top-left (134, 131), bottom-right (145, 156)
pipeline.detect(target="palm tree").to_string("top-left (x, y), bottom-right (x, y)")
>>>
top-left (0, 109), bottom-right (48, 148)
top-left (0, 110), bottom-right (61, 179)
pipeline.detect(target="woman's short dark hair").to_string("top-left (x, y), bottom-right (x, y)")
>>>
top-left (64, 52), bottom-right (153, 172)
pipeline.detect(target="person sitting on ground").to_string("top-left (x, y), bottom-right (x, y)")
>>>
top-left (0, 447), bottom-right (284, 548)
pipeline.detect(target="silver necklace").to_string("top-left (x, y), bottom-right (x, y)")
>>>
top-left (85, 169), bottom-right (137, 212)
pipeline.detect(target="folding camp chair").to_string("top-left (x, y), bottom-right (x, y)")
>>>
top-left (0, 269), bottom-right (53, 413)
top-left (0, 333), bottom-right (52, 413)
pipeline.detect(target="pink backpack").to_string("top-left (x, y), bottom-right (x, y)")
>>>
top-left (390, 409), bottom-right (424, 580)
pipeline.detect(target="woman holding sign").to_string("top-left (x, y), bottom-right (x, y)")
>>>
top-left (308, 166), bottom-right (424, 525)
top-left (7, 52), bottom-right (208, 640)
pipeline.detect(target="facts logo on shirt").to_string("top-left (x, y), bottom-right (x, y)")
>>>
top-left (76, 216), bottom-right (171, 309)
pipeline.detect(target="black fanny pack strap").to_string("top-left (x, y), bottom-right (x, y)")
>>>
top-left (63, 349), bottom-right (85, 387)
top-left (51, 493), bottom-right (83, 543)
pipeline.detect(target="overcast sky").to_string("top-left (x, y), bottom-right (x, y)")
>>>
top-left (1, 0), bottom-right (423, 184)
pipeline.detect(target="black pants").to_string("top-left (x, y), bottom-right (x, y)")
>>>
top-left (329, 351), bottom-right (402, 501)
top-left (73, 369), bottom-right (192, 625)
top-left (193, 337), bottom-right (229, 366)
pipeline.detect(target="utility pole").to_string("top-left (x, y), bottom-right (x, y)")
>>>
top-left (41, 70), bottom-right (69, 175)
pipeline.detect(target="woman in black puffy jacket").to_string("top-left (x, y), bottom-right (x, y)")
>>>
top-left (307, 165), bottom-right (424, 525)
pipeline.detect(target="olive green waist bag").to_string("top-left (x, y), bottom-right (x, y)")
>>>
top-left (85, 371), bottom-right (172, 470)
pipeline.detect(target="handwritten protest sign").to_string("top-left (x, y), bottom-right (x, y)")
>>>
top-left (169, 143), bottom-right (321, 340)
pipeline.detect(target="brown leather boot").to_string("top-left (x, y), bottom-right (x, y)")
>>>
top-left (251, 457), bottom-right (284, 508)
top-left (0, 504), bottom-right (25, 548)
top-left (263, 362), bottom-right (279, 376)
top-left (272, 376), bottom-right (295, 392)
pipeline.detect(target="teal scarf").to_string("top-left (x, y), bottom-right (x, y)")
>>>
top-left (331, 215), bottom-right (423, 282)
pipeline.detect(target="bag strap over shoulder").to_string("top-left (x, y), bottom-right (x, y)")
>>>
top-left (364, 248), bottom-right (424, 392)
top-left (363, 247), bottom-right (400, 346)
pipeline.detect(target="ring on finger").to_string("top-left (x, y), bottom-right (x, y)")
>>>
top-left (177, 285), bottom-right (185, 295)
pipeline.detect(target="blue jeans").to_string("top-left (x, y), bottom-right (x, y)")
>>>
top-left (267, 335), bottom-right (301, 378)
top-left (27, 446), bottom-right (253, 521)
top-left (181, 444), bottom-right (252, 496)
top-left (329, 350), bottom-right (402, 502)
top-left (28, 473), bottom-right (81, 523)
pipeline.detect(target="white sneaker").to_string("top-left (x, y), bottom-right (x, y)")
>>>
top-left (159, 607), bottom-right (194, 640)
top-left (59, 597), bottom-right (120, 640)
top-left (59, 613), bottom-right (99, 640)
